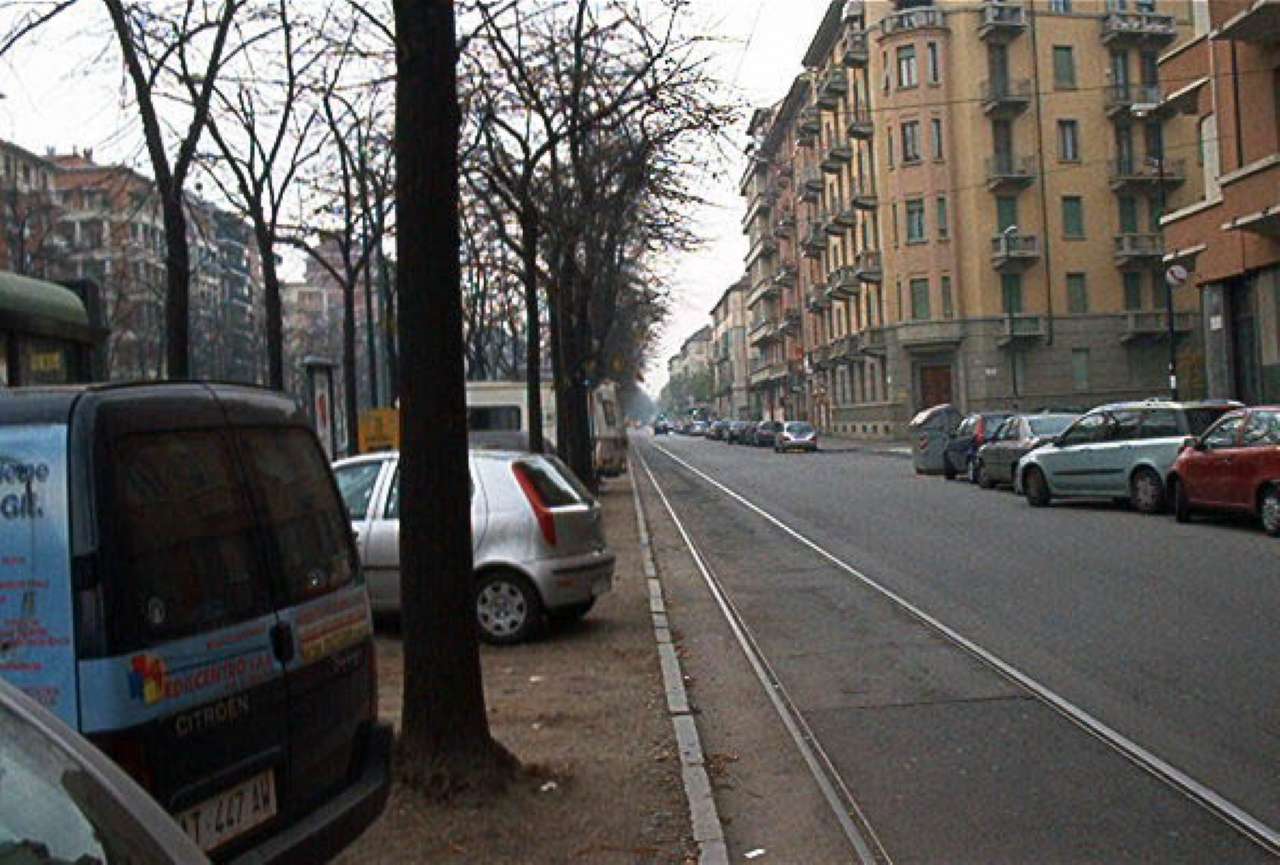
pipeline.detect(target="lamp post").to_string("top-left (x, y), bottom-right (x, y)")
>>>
top-left (1132, 101), bottom-right (1178, 400)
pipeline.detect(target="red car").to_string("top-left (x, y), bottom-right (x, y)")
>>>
top-left (1168, 406), bottom-right (1280, 535)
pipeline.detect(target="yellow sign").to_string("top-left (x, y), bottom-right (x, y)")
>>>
top-left (358, 408), bottom-right (400, 453)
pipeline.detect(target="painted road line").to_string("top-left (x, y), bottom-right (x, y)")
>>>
top-left (648, 441), bottom-right (1280, 857)
top-left (629, 462), bottom-right (728, 865)
top-left (636, 449), bottom-right (888, 865)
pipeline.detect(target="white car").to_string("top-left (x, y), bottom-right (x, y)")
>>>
top-left (334, 450), bottom-right (615, 644)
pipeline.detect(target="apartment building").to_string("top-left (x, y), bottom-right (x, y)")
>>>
top-left (1158, 0), bottom-right (1280, 403)
top-left (743, 0), bottom-right (1206, 439)
top-left (0, 140), bottom-right (60, 278)
top-left (710, 277), bottom-right (751, 418)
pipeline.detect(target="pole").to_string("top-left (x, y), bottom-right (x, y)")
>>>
top-left (1157, 153), bottom-right (1177, 401)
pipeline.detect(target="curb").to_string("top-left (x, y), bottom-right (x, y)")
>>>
top-left (630, 461), bottom-right (730, 865)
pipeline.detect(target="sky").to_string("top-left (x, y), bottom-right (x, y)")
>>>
top-left (0, 0), bottom-right (834, 394)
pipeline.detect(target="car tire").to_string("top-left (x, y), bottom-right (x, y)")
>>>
top-left (1024, 467), bottom-right (1051, 507)
top-left (977, 461), bottom-right (995, 490)
top-left (1130, 468), bottom-right (1166, 515)
top-left (476, 570), bottom-right (543, 645)
top-left (1259, 485), bottom-right (1280, 537)
top-left (549, 599), bottom-right (595, 623)
top-left (943, 457), bottom-right (957, 481)
top-left (1171, 476), bottom-right (1192, 524)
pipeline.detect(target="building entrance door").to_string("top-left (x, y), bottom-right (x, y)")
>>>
top-left (919, 363), bottom-right (953, 409)
top-left (1230, 280), bottom-right (1261, 404)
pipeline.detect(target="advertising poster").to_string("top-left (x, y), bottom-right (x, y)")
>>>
top-left (0, 424), bottom-right (76, 727)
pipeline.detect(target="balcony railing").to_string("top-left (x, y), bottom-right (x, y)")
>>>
top-left (850, 177), bottom-right (878, 210)
top-left (879, 7), bottom-right (947, 37)
top-left (774, 263), bottom-right (798, 287)
top-left (1108, 157), bottom-right (1186, 191)
top-left (798, 106), bottom-right (821, 134)
top-left (978, 2), bottom-right (1026, 41)
top-left (985, 153), bottom-right (1036, 190)
top-left (840, 28), bottom-right (870, 66)
top-left (854, 250), bottom-right (882, 283)
top-left (1101, 11), bottom-right (1177, 45)
top-left (827, 265), bottom-right (859, 299)
top-left (1120, 311), bottom-right (1197, 343)
top-left (808, 287), bottom-right (830, 311)
top-left (1104, 83), bottom-right (1163, 117)
top-left (1113, 232), bottom-right (1165, 264)
top-left (997, 314), bottom-right (1048, 347)
top-left (773, 210), bottom-right (796, 239)
top-left (991, 234), bottom-right (1040, 270)
top-left (817, 69), bottom-right (849, 109)
top-left (980, 78), bottom-right (1032, 116)
top-left (801, 225), bottom-right (827, 258)
top-left (846, 106), bottom-right (873, 140)
top-left (821, 140), bottom-right (854, 173)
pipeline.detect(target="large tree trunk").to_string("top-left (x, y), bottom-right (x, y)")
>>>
top-left (254, 220), bottom-right (285, 389)
top-left (520, 205), bottom-right (543, 453)
top-left (161, 193), bottom-right (190, 379)
top-left (343, 281), bottom-right (359, 455)
top-left (363, 238), bottom-right (379, 407)
top-left (377, 246), bottom-right (399, 403)
top-left (393, 0), bottom-right (515, 796)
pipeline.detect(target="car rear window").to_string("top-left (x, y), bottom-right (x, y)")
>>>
top-left (514, 458), bottom-right (586, 508)
top-left (1185, 408), bottom-right (1234, 436)
top-left (335, 461), bottom-right (384, 520)
top-left (107, 430), bottom-right (272, 648)
top-left (786, 422), bottom-right (814, 434)
top-left (238, 428), bottom-right (357, 605)
top-left (1028, 416), bottom-right (1074, 436)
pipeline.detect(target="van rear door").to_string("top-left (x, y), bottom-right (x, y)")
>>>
top-left (235, 428), bottom-right (376, 823)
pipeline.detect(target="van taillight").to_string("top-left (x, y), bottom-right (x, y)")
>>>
top-left (93, 732), bottom-right (155, 791)
top-left (511, 463), bottom-right (557, 546)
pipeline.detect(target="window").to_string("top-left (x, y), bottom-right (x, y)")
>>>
top-left (1145, 121), bottom-right (1164, 160)
top-left (1050, 0), bottom-right (1072, 10)
top-left (1071, 349), bottom-right (1090, 392)
top-left (882, 52), bottom-right (892, 93)
top-left (902, 121), bottom-right (921, 163)
top-left (1124, 272), bottom-right (1143, 310)
top-left (996, 196), bottom-right (1018, 232)
top-left (1060, 413), bottom-right (1109, 447)
top-left (941, 275), bottom-right (954, 319)
top-left (1118, 196), bottom-right (1139, 233)
top-left (1067, 273), bottom-right (1088, 313)
top-left (891, 201), bottom-right (900, 245)
top-left (240, 428), bottom-right (357, 604)
top-left (897, 45), bottom-right (918, 88)
top-left (1062, 196), bottom-right (1085, 238)
top-left (1053, 46), bottom-right (1076, 88)
top-left (335, 461), bottom-right (385, 520)
top-left (1203, 414), bottom-right (1245, 449)
top-left (936, 196), bottom-right (949, 239)
top-left (108, 430), bottom-right (272, 647)
top-left (931, 118), bottom-right (944, 159)
top-left (1244, 410), bottom-right (1280, 446)
top-left (1001, 273), bottom-right (1023, 314)
top-left (1140, 409), bottom-right (1182, 439)
top-left (469, 405), bottom-right (522, 431)
top-left (910, 278), bottom-right (931, 320)
top-left (1111, 410), bottom-right (1143, 441)
top-left (927, 42), bottom-right (940, 84)
top-left (1058, 120), bottom-right (1080, 161)
top-left (906, 198), bottom-right (926, 242)
top-left (887, 129), bottom-right (895, 168)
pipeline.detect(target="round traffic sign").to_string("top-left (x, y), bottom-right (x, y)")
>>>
top-left (1166, 264), bottom-right (1189, 288)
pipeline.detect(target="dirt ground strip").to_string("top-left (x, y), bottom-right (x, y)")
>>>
top-left (334, 473), bottom-right (694, 865)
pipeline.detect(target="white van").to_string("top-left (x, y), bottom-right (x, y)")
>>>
top-left (467, 381), bottom-right (557, 449)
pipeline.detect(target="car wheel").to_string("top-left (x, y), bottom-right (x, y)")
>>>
top-left (476, 570), bottom-right (543, 645)
top-left (1171, 476), bottom-right (1192, 524)
top-left (1130, 468), bottom-right (1166, 515)
top-left (977, 461), bottom-right (995, 490)
top-left (1024, 467), bottom-right (1051, 507)
top-left (549, 599), bottom-right (595, 623)
top-left (1260, 486), bottom-right (1280, 537)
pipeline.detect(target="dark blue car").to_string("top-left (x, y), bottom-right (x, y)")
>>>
top-left (944, 411), bottom-right (1014, 482)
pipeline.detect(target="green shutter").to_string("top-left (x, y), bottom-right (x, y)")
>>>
top-left (910, 278), bottom-right (931, 320)
top-left (1067, 273), bottom-right (1088, 313)
top-left (1124, 271), bottom-right (1143, 310)
top-left (1001, 273), bottom-right (1023, 314)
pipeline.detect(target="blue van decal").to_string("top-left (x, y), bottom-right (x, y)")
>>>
top-left (0, 424), bottom-right (76, 727)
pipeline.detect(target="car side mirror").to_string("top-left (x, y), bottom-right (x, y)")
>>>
top-left (1181, 436), bottom-right (1202, 452)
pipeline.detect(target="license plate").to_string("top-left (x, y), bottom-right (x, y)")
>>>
top-left (177, 769), bottom-right (277, 852)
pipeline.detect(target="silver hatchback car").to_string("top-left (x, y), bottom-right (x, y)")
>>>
top-left (333, 450), bottom-right (615, 644)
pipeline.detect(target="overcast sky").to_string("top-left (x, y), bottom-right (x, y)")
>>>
top-left (0, 0), bottom-right (833, 395)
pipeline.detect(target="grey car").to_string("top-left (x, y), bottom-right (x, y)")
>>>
top-left (1017, 401), bottom-right (1240, 514)
top-left (0, 678), bottom-right (209, 865)
top-left (334, 450), bottom-right (615, 644)
top-left (975, 413), bottom-right (1079, 489)
top-left (775, 421), bottom-right (818, 452)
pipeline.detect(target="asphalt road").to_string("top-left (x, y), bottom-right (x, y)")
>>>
top-left (634, 432), bottom-right (1279, 864)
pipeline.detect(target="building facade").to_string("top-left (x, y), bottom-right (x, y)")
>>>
top-left (1158, 0), bottom-right (1280, 403)
top-left (741, 0), bottom-right (1208, 440)
top-left (0, 141), bottom-right (61, 279)
top-left (710, 277), bottom-right (751, 418)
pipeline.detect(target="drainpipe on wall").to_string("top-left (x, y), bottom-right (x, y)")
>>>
top-left (1028, 0), bottom-right (1055, 347)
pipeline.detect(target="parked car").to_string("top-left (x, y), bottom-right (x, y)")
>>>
top-left (775, 421), bottom-right (818, 452)
top-left (908, 404), bottom-right (962, 475)
top-left (736, 421), bottom-right (759, 444)
top-left (974, 413), bottom-right (1079, 489)
top-left (335, 449), bottom-right (615, 644)
top-left (0, 383), bottom-right (391, 863)
top-left (653, 417), bottom-right (670, 435)
top-left (689, 420), bottom-right (709, 436)
top-left (726, 420), bottom-right (750, 444)
top-left (1167, 406), bottom-right (1280, 535)
top-left (708, 420), bottom-right (729, 441)
top-left (1017, 400), bottom-right (1240, 514)
top-left (0, 677), bottom-right (210, 864)
top-left (944, 411), bottom-right (1015, 482)
top-left (753, 420), bottom-right (784, 447)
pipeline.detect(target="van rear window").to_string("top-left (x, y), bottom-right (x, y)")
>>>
top-left (110, 430), bottom-right (272, 646)
top-left (238, 429), bottom-right (357, 605)
top-left (469, 406), bottom-right (522, 432)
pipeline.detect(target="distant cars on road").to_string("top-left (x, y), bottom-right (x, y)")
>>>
top-left (975, 413), bottom-right (1079, 489)
top-left (944, 411), bottom-right (1014, 482)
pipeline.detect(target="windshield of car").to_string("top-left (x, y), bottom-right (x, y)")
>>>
top-left (1028, 416), bottom-right (1075, 437)
top-left (785, 422), bottom-right (814, 435)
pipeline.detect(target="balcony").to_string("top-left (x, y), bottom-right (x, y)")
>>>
top-left (748, 317), bottom-right (780, 346)
top-left (808, 287), bottom-right (831, 312)
top-left (842, 0), bottom-right (865, 23)
top-left (1113, 233), bottom-right (1165, 267)
top-left (1119, 311), bottom-right (1197, 344)
top-left (817, 69), bottom-right (848, 109)
top-left (799, 168), bottom-right (824, 202)
top-left (978, 2), bottom-right (1026, 42)
top-left (1108, 157), bottom-right (1186, 193)
top-left (811, 344), bottom-right (832, 370)
top-left (823, 201), bottom-right (856, 236)
top-left (879, 6), bottom-right (947, 38)
top-left (740, 191), bottom-right (775, 232)
top-left (798, 106), bottom-right (821, 135)
top-left (854, 250), bottom-right (883, 283)
top-left (849, 177), bottom-right (878, 210)
top-left (840, 28), bottom-right (870, 66)
top-left (991, 234), bottom-right (1040, 271)
top-left (863, 326), bottom-right (887, 356)
top-left (980, 78), bottom-right (1032, 117)
top-left (781, 308), bottom-right (802, 333)
top-left (997, 314), bottom-right (1048, 347)
top-left (899, 320), bottom-right (966, 350)
top-left (1100, 11), bottom-right (1177, 46)
top-left (773, 210), bottom-right (796, 239)
top-left (773, 263), bottom-right (798, 287)
top-left (747, 279), bottom-right (780, 310)
top-left (746, 234), bottom-right (779, 265)
top-left (826, 265), bottom-right (859, 299)
top-left (1218, 0), bottom-right (1280, 45)
top-left (846, 106), bottom-right (874, 140)
top-left (821, 140), bottom-right (854, 173)
top-left (801, 225), bottom-right (827, 258)
top-left (1104, 83), bottom-right (1163, 118)
top-left (985, 153), bottom-right (1036, 191)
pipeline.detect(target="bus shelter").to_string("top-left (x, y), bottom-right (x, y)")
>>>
top-left (0, 271), bottom-right (102, 387)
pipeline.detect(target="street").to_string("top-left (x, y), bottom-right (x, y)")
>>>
top-left (633, 432), bottom-right (1279, 863)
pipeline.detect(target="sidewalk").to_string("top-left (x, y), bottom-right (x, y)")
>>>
top-left (335, 473), bottom-right (695, 864)
top-left (819, 433), bottom-right (913, 459)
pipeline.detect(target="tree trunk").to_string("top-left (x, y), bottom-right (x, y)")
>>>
top-left (343, 281), bottom-right (359, 456)
top-left (363, 236), bottom-right (379, 408)
top-left (393, 0), bottom-right (514, 796)
top-left (161, 193), bottom-right (190, 379)
top-left (253, 220), bottom-right (285, 390)
top-left (520, 205), bottom-right (543, 453)
top-left (378, 246), bottom-right (399, 403)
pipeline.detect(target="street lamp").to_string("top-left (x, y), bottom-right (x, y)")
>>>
top-left (1132, 101), bottom-right (1178, 401)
